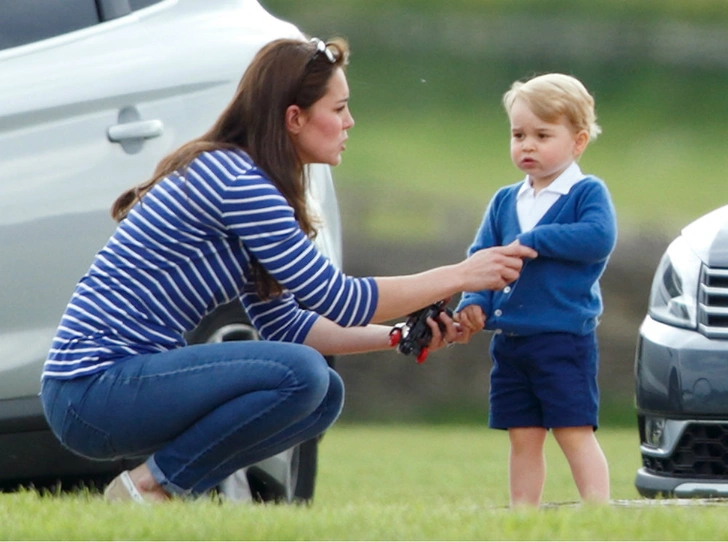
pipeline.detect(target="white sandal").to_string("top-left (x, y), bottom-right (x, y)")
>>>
top-left (104, 470), bottom-right (147, 504)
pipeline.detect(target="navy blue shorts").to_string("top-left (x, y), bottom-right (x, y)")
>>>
top-left (488, 331), bottom-right (600, 430)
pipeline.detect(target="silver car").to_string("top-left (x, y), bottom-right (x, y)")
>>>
top-left (0, 0), bottom-right (342, 503)
top-left (635, 204), bottom-right (728, 498)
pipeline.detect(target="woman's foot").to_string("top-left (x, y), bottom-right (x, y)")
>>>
top-left (104, 465), bottom-right (170, 503)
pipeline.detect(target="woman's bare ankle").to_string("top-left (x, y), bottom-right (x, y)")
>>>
top-left (129, 465), bottom-right (171, 501)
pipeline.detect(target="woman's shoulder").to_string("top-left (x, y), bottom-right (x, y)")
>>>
top-left (189, 149), bottom-right (276, 189)
top-left (193, 148), bottom-right (258, 175)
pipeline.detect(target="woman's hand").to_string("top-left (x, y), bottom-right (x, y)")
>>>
top-left (461, 243), bottom-right (537, 292)
top-left (424, 310), bottom-right (460, 352)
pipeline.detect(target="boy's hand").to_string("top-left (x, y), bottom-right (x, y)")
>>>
top-left (458, 305), bottom-right (486, 332)
top-left (452, 305), bottom-right (486, 345)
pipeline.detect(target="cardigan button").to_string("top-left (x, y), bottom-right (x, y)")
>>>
top-left (494, 309), bottom-right (503, 317)
top-left (503, 286), bottom-right (511, 293)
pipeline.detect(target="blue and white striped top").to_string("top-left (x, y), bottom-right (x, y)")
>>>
top-left (43, 149), bottom-right (378, 380)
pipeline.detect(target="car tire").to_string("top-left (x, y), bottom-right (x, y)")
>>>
top-left (245, 436), bottom-right (318, 504)
top-left (185, 301), bottom-right (328, 504)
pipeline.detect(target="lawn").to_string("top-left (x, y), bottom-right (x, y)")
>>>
top-left (5, 424), bottom-right (728, 540)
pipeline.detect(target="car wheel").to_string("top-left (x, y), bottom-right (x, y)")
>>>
top-left (245, 436), bottom-right (318, 504)
top-left (185, 301), bottom-right (324, 504)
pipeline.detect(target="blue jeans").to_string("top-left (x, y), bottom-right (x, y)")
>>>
top-left (41, 341), bottom-right (343, 496)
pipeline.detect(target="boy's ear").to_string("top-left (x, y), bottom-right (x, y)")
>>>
top-left (574, 129), bottom-right (590, 157)
top-left (286, 104), bottom-right (306, 135)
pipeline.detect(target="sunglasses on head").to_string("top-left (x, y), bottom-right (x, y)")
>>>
top-left (307, 38), bottom-right (336, 65)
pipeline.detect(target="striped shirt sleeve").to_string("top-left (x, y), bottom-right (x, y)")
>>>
top-left (202, 151), bottom-right (378, 341)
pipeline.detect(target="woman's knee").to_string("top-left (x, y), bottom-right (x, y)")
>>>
top-left (324, 368), bottom-right (345, 413)
top-left (284, 345), bottom-right (332, 410)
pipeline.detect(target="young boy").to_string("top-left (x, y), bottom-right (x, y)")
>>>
top-left (456, 73), bottom-right (617, 507)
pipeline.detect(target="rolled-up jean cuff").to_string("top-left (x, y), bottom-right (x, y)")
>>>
top-left (146, 455), bottom-right (187, 497)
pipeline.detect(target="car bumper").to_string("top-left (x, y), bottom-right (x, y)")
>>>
top-left (636, 316), bottom-right (728, 415)
top-left (636, 317), bottom-right (728, 496)
top-left (636, 468), bottom-right (728, 498)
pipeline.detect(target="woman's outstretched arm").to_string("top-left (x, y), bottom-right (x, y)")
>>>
top-left (369, 244), bottom-right (537, 323)
top-left (304, 308), bottom-right (460, 356)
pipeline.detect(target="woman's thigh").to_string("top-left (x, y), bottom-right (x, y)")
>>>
top-left (42, 341), bottom-right (329, 459)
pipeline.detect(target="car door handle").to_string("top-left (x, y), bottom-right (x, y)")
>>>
top-left (107, 119), bottom-right (164, 142)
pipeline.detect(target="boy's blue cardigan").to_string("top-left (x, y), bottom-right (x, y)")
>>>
top-left (456, 176), bottom-right (617, 336)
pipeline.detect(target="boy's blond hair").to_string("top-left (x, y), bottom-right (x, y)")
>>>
top-left (503, 73), bottom-right (601, 141)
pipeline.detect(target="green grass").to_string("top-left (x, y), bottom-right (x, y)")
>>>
top-left (6, 424), bottom-right (728, 540)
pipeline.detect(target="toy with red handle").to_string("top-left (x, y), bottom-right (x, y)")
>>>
top-left (388, 301), bottom-right (453, 363)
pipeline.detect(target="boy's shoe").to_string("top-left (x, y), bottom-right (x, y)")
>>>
top-left (104, 470), bottom-right (147, 504)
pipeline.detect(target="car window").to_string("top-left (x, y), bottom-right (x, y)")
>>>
top-left (129, 0), bottom-right (165, 10)
top-left (0, 0), bottom-right (99, 50)
top-left (0, 0), bottom-right (164, 52)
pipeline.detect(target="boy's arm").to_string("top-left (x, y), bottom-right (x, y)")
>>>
top-left (517, 182), bottom-right (617, 263)
top-left (465, 196), bottom-right (501, 257)
top-left (456, 290), bottom-right (491, 315)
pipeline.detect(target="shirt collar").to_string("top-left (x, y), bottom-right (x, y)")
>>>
top-left (517, 162), bottom-right (585, 198)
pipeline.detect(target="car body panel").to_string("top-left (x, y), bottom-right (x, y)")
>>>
top-left (636, 317), bottom-right (728, 415)
top-left (682, 204), bottom-right (728, 267)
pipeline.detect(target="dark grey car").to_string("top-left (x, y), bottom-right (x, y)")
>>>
top-left (635, 204), bottom-right (728, 497)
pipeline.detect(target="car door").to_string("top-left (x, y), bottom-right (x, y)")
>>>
top-left (0, 0), bottom-right (236, 400)
top-left (0, 0), bottom-right (326, 405)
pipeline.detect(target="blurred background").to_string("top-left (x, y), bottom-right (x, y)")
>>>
top-left (261, 0), bottom-right (728, 425)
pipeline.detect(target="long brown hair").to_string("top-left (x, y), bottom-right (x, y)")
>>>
top-left (110, 37), bottom-right (350, 298)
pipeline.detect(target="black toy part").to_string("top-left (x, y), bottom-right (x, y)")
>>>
top-left (388, 301), bottom-right (453, 363)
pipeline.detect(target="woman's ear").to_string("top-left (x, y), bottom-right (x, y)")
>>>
top-left (286, 104), bottom-right (306, 135)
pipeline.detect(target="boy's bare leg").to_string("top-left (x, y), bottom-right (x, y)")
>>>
top-left (553, 426), bottom-right (610, 504)
top-left (508, 426), bottom-right (548, 508)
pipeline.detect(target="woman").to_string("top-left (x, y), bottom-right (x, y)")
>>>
top-left (40, 37), bottom-right (536, 502)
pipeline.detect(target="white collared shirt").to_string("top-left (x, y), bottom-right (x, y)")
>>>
top-left (516, 162), bottom-right (586, 232)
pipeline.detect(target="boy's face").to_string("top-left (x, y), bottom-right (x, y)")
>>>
top-left (508, 98), bottom-right (588, 189)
